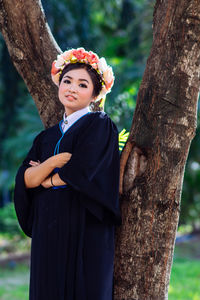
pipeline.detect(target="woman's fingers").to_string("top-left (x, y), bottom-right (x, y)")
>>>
top-left (29, 160), bottom-right (41, 167)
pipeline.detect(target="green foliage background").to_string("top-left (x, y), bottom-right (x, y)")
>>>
top-left (0, 0), bottom-right (199, 232)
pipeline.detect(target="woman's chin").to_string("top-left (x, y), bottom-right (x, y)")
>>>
top-left (60, 100), bottom-right (76, 108)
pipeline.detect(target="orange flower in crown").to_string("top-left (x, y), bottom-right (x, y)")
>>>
top-left (51, 47), bottom-right (115, 102)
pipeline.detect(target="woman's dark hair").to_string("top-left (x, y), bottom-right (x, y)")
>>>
top-left (59, 62), bottom-right (103, 98)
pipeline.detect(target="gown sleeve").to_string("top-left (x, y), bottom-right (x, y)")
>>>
top-left (57, 112), bottom-right (122, 225)
top-left (13, 131), bottom-right (44, 237)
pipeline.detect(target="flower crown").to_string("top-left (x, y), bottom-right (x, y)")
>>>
top-left (51, 47), bottom-right (115, 102)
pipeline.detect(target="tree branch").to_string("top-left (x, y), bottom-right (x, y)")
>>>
top-left (0, 0), bottom-right (62, 127)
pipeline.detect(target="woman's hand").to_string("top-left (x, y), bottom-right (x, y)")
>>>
top-left (29, 160), bottom-right (41, 167)
top-left (51, 152), bottom-right (72, 168)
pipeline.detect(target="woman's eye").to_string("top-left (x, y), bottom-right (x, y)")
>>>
top-left (63, 79), bottom-right (71, 84)
top-left (79, 83), bottom-right (87, 88)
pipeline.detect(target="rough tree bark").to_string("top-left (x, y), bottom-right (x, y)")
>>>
top-left (115, 0), bottom-right (200, 299)
top-left (0, 0), bottom-right (199, 299)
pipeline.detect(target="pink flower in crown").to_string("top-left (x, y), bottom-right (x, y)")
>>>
top-left (103, 67), bottom-right (114, 90)
top-left (53, 72), bottom-right (61, 86)
top-left (106, 78), bottom-right (114, 91)
top-left (51, 61), bottom-right (60, 75)
top-left (72, 48), bottom-right (87, 60)
top-left (86, 51), bottom-right (99, 64)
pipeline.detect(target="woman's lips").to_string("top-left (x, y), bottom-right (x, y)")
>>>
top-left (65, 95), bottom-right (76, 101)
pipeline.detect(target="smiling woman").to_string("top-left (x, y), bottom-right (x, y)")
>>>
top-left (58, 67), bottom-right (96, 115)
top-left (13, 47), bottom-right (121, 300)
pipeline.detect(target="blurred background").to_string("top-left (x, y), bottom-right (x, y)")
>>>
top-left (0, 0), bottom-right (200, 299)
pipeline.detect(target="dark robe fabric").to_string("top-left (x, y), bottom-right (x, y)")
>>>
top-left (13, 111), bottom-right (122, 300)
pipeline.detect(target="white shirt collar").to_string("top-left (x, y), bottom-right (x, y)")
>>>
top-left (62, 106), bottom-right (91, 132)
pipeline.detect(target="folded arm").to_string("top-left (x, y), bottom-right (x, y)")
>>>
top-left (41, 172), bottom-right (67, 188)
top-left (24, 152), bottom-right (72, 188)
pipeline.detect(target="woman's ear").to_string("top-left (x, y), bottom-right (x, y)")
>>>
top-left (90, 97), bottom-right (96, 103)
top-left (89, 98), bottom-right (96, 109)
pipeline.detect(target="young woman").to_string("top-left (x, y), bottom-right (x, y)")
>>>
top-left (14, 47), bottom-right (121, 300)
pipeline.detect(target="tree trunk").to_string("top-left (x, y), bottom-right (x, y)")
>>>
top-left (114, 0), bottom-right (200, 299)
top-left (0, 0), bottom-right (200, 299)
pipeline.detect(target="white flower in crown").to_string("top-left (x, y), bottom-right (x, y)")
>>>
top-left (51, 47), bottom-right (115, 102)
top-left (62, 50), bottom-right (73, 61)
top-left (97, 57), bottom-right (108, 73)
top-left (100, 86), bottom-right (108, 97)
top-left (55, 54), bottom-right (66, 68)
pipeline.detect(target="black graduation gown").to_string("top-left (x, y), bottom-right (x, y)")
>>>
top-left (13, 111), bottom-right (122, 300)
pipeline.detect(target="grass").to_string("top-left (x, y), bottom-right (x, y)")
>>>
top-left (0, 244), bottom-right (200, 299)
top-left (168, 231), bottom-right (200, 299)
top-left (169, 257), bottom-right (200, 300)
top-left (0, 263), bottom-right (29, 300)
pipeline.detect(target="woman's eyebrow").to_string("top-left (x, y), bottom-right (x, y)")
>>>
top-left (63, 75), bottom-right (89, 84)
top-left (79, 79), bottom-right (89, 83)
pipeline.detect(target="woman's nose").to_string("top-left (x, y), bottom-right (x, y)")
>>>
top-left (68, 83), bottom-right (77, 93)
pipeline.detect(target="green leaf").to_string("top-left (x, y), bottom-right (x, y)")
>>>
top-left (118, 128), bottom-right (129, 151)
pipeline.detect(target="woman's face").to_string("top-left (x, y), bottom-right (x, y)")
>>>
top-left (58, 68), bottom-right (96, 116)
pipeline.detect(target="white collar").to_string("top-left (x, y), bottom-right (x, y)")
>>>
top-left (62, 106), bottom-right (91, 132)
